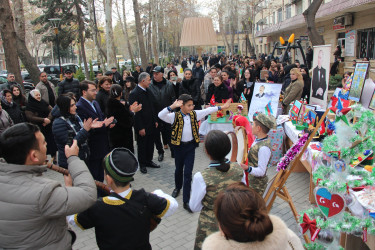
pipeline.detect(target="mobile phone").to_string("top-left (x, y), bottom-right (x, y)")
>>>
top-left (111, 118), bottom-right (118, 125)
top-left (66, 130), bottom-right (75, 147)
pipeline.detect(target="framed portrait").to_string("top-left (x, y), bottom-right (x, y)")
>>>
top-left (348, 62), bottom-right (370, 102)
top-left (310, 45), bottom-right (331, 109)
top-left (369, 89), bottom-right (375, 110)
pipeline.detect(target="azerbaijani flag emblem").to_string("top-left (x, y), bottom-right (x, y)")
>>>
top-left (240, 93), bottom-right (246, 102)
top-left (265, 101), bottom-right (273, 116)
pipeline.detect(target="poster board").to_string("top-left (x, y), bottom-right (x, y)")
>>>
top-left (345, 30), bottom-right (356, 57)
top-left (348, 62), bottom-right (370, 102)
top-left (310, 45), bottom-right (331, 109)
top-left (248, 82), bottom-right (282, 121)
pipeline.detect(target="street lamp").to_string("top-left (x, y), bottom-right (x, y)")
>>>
top-left (49, 18), bottom-right (63, 81)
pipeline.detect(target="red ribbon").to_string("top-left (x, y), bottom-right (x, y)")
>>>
top-left (300, 213), bottom-right (318, 238)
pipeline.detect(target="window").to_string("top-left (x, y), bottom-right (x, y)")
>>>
top-left (277, 8), bottom-right (283, 23)
top-left (286, 5), bottom-right (291, 19)
top-left (296, 0), bottom-right (303, 15)
top-left (358, 28), bottom-right (375, 59)
top-left (272, 12), bottom-right (276, 25)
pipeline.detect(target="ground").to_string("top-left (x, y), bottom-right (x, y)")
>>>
top-left (45, 144), bottom-right (311, 250)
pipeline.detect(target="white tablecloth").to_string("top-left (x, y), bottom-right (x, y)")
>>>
top-left (283, 121), bottom-right (301, 143)
top-left (199, 120), bottom-right (234, 135)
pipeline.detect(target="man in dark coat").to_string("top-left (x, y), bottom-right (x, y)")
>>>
top-left (76, 80), bottom-right (114, 195)
top-left (311, 50), bottom-right (327, 100)
top-left (132, 65), bottom-right (143, 84)
top-left (192, 61), bottom-right (205, 83)
top-left (0, 73), bottom-right (23, 93)
top-left (111, 66), bottom-right (123, 86)
top-left (129, 72), bottom-right (160, 174)
top-left (57, 69), bottom-right (81, 98)
top-left (148, 66), bottom-right (176, 161)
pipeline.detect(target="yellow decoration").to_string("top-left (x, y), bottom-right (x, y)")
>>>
top-left (288, 33), bottom-right (295, 43)
top-left (279, 36), bottom-right (285, 45)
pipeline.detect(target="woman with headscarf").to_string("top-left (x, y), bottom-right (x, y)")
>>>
top-left (26, 89), bottom-right (57, 158)
top-left (0, 89), bottom-right (24, 124)
top-left (179, 69), bottom-right (202, 110)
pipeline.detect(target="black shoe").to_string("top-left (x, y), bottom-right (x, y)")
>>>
top-left (158, 153), bottom-right (164, 162)
top-left (171, 188), bottom-right (180, 198)
top-left (148, 161), bottom-right (160, 168)
top-left (140, 166), bottom-right (147, 174)
top-left (183, 203), bottom-right (193, 213)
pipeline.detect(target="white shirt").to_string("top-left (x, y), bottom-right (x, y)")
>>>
top-left (248, 138), bottom-right (272, 177)
top-left (158, 106), bottom-right (219, 142)
top-left (189, 170), bottom-right (247, 213)
top-left (67, 188), bottom-right (178, 227)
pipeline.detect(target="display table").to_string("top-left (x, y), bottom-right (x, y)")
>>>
top-left (199, 119), bottom-right (234, 135)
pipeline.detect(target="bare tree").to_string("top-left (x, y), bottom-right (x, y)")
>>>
top-left (132, 0), bottom-right (148, 69)
top-left (104, 0), bottom-right (117, 68)
top-left (151, 0), bottom-right (159, 64)
top-left (303, 0), bottom-right (325, 45)
top-left (88, 0), bottom-right (107, 63)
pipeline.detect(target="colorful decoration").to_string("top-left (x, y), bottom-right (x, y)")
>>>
top-left (240, 92), bottom-right (246, 102)
top-left (300, 213), bottom-right (319, 239)
top-left (329, 98), bottom-right (351, 125)
top-left (276, 132), bottom-right (309, 171)
top-left (210, 94), bottom-right (216, 105)
top-left (265, 101), bottom-right (273, 116)
top-left (216, 110), bottom-right (224, 118)
top-left (315, 188), bottom-right (346, 218)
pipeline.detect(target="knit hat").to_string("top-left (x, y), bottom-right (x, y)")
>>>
top-left (253, 112), bottom-right (276, 130)
top-left (103, 148), bottom-right (139, 183)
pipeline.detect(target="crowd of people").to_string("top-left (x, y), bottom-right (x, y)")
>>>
top-left (0, 53), bottom-right (319, 249)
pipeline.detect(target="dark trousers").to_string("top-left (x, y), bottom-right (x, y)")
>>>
top-left (203, 62), bottom-right (207, 70)
top-left (137, 129), bottom-right (155, 166)
top-left (174, 142), bottom-right (196, 203)
top-left (154, 119), bottom-right (173, 154)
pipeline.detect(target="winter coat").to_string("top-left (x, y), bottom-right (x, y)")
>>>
top-left (52, 114), bottom-right (90, 168)
top-left (302, 74), bottom-right (311, 103)
top-left (202, 215), bottom-right (304, 250)
top-left (96, 89), bottom-right (110, 115)
top-left (193, 66), bottom-right (205, 82)
top-left (179, 78), bottom-right (202, 109)
top-left (0, 110), bottom-right (13, 135)
top-left (1, 100), bottom-right (24, 124)
top-left (148, 78), bottom-right (176, 113)
top-left (0, 156), bottom-right (97, 249)
top-left (57, 78), bottom-right (81, 98)
top-left (36, 80), bottom-right (57, 106)
top-left (107, 98), bottom-right (135, 152)
top-left (282, 79), bottom-right (304, 108)
top-left (206, 83), bottom-right (229, 104)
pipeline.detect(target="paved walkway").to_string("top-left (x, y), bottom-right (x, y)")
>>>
top-left (45, 143), bottom-right (310, 250)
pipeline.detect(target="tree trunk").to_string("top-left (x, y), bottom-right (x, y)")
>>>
top-left (11, 0), bottom-right (40, 84)
top-left (303, 0), bottom-right (325, 46)
top-left (132, 0), bottom-right (147, 69)
top-left (88, 0), bottom-right (107, 64)
top-left (151, 0), bottom-right (159, 65)
top-left (147, 8), bottom-right (152, 62)
top-left (0, 0), bottom-right (23, 87)
top-left (75, 1), bottom-right (90, 79)
top-left (218, 11), bottom-right (230, 53)
top-left (104, 0), bottom-right (117, 68)
top-left (121, 0), bottom-right (134, 63)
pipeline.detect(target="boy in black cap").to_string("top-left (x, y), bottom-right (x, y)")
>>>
top-left (67, 148), bottom-right (178, 249)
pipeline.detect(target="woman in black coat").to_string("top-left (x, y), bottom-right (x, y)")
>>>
top-left (0, 89), bottom-right (24, 124)
top-left (179, 69), bottom-right (202, 109)
top-left (96, 76), bottom-right (112, 114)
top-left (206, 75), bottom-right (229, 104)
top-left (301, 67), bottom-right (311, 103)
top-left (238, 68), bottom-right (255, 108)
top-left (107, 84), bottom-right (142, 152)
top-left (52, 94), bottom-right (102, 168)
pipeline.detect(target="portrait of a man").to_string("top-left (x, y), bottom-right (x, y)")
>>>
top-left (311, 50), bottom-right (327, 100)
top-left (255, 85), bottom-right (265, 98)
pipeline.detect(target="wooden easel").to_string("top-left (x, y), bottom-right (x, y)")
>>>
top-left (263, 108), bottom-right (330, 244)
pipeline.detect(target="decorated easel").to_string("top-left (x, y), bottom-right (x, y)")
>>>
top-left (263, 108), bottom-right (330, 243)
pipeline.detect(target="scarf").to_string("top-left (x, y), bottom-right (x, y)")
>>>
top-left (26, 94), bottom-right (50, 118)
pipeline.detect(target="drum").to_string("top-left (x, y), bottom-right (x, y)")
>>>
top-left (234, 126), bottom-right (248, 164)
top-left (225, 131), bottom-right (238, 162)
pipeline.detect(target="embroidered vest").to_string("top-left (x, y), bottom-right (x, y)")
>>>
top-left (201, 162), bottom-right (244, 210)
top-left (171, 111), bottom-right (200, 145)
top-left (248, 138), bottom-right (272, 176)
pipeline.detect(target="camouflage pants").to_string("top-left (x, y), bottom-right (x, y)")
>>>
top-left (194, 208), bottom-right (218, 250)
top-left (248, 175), bottom-right (268, 197)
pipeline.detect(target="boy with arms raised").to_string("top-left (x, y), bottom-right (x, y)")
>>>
top-left (158, 94), bottom-right (231, 212)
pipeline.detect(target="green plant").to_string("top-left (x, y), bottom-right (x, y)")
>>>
top-left (329, 74), bottom-right (343, 90)
top-left (74, 67), bottom-right (85, 82)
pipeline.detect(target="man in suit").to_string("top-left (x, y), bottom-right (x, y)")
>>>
top-left (311, 50), bottom-right (327, 100)
top-left (255, 85), bottom-right (265, 98)
top-left (76, 80), bottom-right (114, 193)
top-left (129, 72), bottom-right (160, 174)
